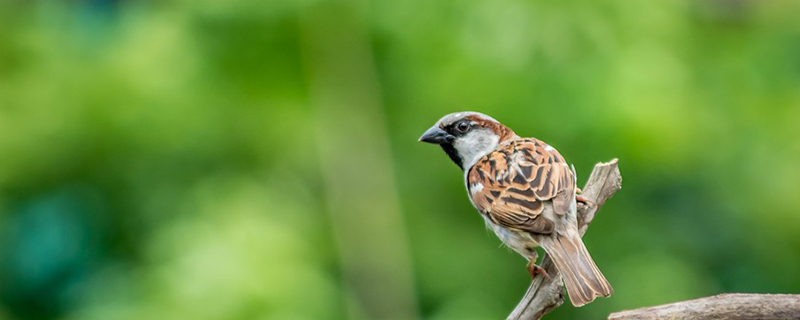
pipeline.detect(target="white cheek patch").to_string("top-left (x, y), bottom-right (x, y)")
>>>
top-left (455, 129), bottom-right (500, 170)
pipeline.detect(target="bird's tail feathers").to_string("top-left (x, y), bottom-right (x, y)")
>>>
top-left (541, 232), bottom-right (613, 307)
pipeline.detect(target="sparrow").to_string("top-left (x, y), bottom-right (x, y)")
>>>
top-left (418, 111), bottom-right (612, 307)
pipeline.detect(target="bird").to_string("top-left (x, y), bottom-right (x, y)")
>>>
top-left (418, 111), bottom-right (612, 307)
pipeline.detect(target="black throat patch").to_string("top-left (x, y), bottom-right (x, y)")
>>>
top-left (440, 143), bottom-right (463, 169)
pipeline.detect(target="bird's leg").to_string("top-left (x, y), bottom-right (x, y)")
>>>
top-left (527, 260), bottom-right (549, 279)
top-left (576, 188), bottom-right (594, 209)
top-left (526, 249), bottom-right (549, 279)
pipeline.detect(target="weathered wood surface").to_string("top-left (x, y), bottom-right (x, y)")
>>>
top-left (608, 293), bottom-right (800, 320)
top-left (507, 159), bottom-right (622, 320)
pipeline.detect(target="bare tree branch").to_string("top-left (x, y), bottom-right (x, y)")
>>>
top-left (507, 158), bottom-right (622, 320)
top-left (608, 293), bottom-right (800, 320)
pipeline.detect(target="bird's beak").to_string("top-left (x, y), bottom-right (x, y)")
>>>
top-left (418, 126), bottom-right (453, 144)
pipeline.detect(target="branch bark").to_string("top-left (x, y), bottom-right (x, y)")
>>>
top-left (608, 293), bottom-right (800, 320)
top-left (507, 158), bottom-right (622, 320)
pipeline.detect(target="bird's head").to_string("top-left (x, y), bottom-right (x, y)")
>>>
top-left (419, 111), bottom-right (516, 170)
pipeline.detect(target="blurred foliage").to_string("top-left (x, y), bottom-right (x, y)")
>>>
top-left (0, 0), bottom-right (799, 319)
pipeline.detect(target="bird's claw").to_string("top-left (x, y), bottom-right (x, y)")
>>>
top-left (576, 195), bottom-right (593, 208)
top-left (527, 261), bottom-right (549, 279)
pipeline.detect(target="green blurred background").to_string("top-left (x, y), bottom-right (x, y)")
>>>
top-left (1, 0), bottom-right (799, 319)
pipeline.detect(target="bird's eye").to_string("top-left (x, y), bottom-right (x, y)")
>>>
top-left (456, 121), bottom-right (470, 133)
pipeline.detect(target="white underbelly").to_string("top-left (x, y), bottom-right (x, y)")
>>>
top-left (481, 214), bottom-right (538, 259)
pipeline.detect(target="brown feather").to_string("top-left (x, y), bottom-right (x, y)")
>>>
top-left (540, 233), bottom-right (614, 307)
top-left (468, 138), bottom-right (576, 234)
top-left (465, 115), bottom-right (516, 142)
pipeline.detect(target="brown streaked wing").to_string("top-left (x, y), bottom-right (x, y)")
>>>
top-left (467, 139), bottom-right (576, 234)
top-left (513, 139), bottom-right (576, 215)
